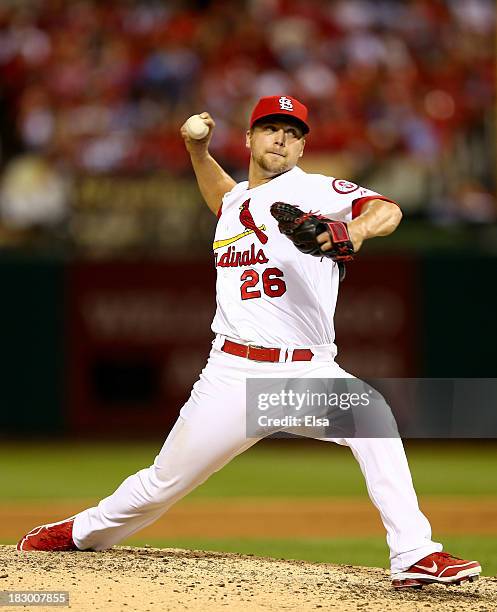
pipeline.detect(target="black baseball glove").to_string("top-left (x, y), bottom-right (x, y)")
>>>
top-left (270, 202), bottom-right (354, 281)
top-left (271, 199), bottom-right (354, 255)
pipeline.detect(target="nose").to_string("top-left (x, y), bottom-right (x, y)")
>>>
top-left (273, 128), bottom-right (286, 146)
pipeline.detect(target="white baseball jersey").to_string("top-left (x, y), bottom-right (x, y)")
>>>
top-left (211, 166), bottom-right (394, 348)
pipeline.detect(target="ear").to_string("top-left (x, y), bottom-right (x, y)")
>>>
top-left (299, 138), bottom-right (306, 158)
top-left (246, 130), bottom-right (251, 149)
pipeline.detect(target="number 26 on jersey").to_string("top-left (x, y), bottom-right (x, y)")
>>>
top-left (240, 267), bottom-right (286, 300)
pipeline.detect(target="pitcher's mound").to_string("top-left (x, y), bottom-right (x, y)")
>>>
top-left (2, 545), bottom-right (494, 611)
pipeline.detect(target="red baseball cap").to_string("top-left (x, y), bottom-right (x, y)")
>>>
top-left (250, 95), bottom-right (310, 134)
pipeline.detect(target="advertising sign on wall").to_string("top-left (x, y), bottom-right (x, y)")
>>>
top-left (66, 261), bottom-right (216, 435)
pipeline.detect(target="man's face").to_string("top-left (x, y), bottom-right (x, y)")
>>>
top-left (246, 118), bottom-right (306, 177)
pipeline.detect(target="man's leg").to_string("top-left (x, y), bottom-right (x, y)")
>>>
top-left (73, 413), bottom-right (257, 550)
top-left (333, 436), bottom-right (441, 573)
top-left (336, 436), bottom-right (481, 587)
top-left (291, 361), bottom-right (440, 571)
top-left (19, 347), bottom-right (259, 551)
top-left (294, 360), bottom-right (480, 585)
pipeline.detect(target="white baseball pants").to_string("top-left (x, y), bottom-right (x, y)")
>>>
top-left (72, 339), bottom-right (442, 572)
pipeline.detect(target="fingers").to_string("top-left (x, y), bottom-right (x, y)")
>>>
top-left (180, 112), bottom-right (215, 133)
top-left (198, 112), bottom-right (215, 129)
top-left (180, 112), bottom-right (215, 149)
top-left (317, 231), bottom-right (331, 251)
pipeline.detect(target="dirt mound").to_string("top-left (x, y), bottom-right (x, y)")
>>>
top-left (1, 545), bottom-right (495, 611)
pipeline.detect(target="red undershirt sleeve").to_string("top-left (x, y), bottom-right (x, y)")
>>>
top-left (351, 195), bottom-right (400, 219)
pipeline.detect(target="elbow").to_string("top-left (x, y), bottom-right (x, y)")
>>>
top-left (381, 204), bottom-right (403, 237)
top-left (392, 205), bottom-right (403, 228)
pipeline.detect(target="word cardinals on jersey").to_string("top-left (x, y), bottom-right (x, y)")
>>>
top-left (212, 166), bottom-right (396, 349)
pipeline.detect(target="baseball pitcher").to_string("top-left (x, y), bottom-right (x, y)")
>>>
top-left (17, 95), bottom-right (481, 589)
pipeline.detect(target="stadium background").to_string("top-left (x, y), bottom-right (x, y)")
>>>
top-left (0, 0), bottom-right (496, 575)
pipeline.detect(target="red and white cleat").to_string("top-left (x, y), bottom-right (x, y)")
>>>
top-left (392, 551), bottom-right (481, 589)
top-left (17, 517), bottom-right (78, 552)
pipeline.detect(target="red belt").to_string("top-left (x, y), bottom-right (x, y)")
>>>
top-left (221, 339), bottom-right (314, 363)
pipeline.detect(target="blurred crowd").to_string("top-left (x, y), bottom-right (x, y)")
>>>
top-left (0, 0), bottom-right (495, 248)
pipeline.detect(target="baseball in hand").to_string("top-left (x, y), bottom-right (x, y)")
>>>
top-left (185, 115), bottom-right (209, 140)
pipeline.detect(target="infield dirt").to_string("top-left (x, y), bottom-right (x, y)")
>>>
top-left (2, 545), bottom-right (496, 612)
top-left (2, 497), bottom-right (497, 541)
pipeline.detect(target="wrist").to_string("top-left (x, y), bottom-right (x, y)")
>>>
top-left (189, 149), bottom-right (210, 163)
top-left (347, 219), bottom-right (366, 251)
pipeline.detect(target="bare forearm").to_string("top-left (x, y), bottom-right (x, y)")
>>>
top-left (190, 152), bottom-right (237, 215)
top-left (347, 200), bottom-right (403, 251)
top-left (180, 111), bottom-right (237, 216)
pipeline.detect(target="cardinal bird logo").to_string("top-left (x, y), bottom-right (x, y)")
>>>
top-left (239, 200), bottom-right (268, 244)
top-left (213, 199), bottom-right (268, 250)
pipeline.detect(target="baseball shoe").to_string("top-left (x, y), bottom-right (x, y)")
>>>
top-left (17, 517), bottom-right (78, 552)
top-left (391, 551), bottom-right (481, 589)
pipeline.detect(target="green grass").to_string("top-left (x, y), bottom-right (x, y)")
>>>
top-left (0, 440), bottom-right (496, 500)
top-left (124, 535), bottom-right (497, 576)
top-left (2, 440), bottom-right (496, 574)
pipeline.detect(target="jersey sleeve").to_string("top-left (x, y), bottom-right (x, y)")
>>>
top-left (320, 177), bottom-right (400, 222)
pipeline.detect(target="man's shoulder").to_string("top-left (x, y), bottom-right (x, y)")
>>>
top-left (289, 169), bottom-right (342, 198)
top-left (296, 169), bottom-right (368, 196)
top-left (224, 180), bottom-right (248, 199)
top-left (285, 166), bottom-right (332, 186)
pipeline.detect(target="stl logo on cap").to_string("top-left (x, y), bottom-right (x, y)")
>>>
top-left (249, 95), bottom-right (310, 133)
top-left (279, 96), bottom-right (294, 111)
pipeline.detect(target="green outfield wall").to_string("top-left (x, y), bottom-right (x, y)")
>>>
top-left (0, 255), bottom-right (65, 432)
top-left (0, 253), bottom-right (495, 434)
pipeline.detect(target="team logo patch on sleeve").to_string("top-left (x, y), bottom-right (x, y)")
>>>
top-left (332, 179), bottom-right (359, 194)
